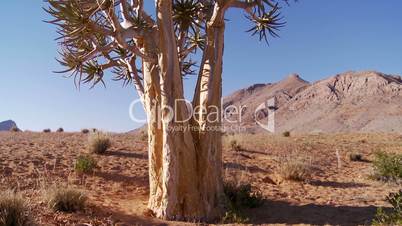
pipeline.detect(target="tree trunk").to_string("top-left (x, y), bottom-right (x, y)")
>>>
top-left (192, 22), bottom-right (225, 220)
top-left (143, 1), bottom-right (225, 221)
top-left (146, 0), bottom-right (203, 221)
top-left (143, 61), bottom-right (164, 213)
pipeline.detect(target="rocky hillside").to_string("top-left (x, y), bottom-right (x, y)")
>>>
top-left (223, 71), bottom-right (402, 133)
top-left (0, 120), bottom-right (18, 131)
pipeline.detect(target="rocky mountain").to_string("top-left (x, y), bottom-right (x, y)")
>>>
top-left (0, 120), bottom-right (18, 131)
top-left (223, 71), bottom-right (402, 133)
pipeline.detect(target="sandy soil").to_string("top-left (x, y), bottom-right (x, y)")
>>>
top-left (0, 132), bottom-right (401, 226)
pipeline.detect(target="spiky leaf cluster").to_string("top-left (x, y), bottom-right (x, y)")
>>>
top-left (45, 0), bottom-right (136, 88)
top-left (45, 0), bottom-right (289, 88)
top-left (173, 0), bottom-right (202, 33)
top-left (245, 1), bottom-right (286, 43)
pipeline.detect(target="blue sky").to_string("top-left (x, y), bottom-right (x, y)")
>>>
top-left (1, 1), bottom-right (402, 132)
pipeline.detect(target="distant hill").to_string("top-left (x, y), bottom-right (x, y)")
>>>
top-left (0, 120), bottom-right (18, 131)
top-left (223, 71), bottom-right (402, 133)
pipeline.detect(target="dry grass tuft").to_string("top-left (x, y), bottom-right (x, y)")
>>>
top-left (88, 131), bottom-right (111, 154)
top-left (222, 178), bottom-right (263, 223)
top-left (221, 167), bottom-right (263, 223)
top-left (44, 186), bottom-right (86, 212)
top-left (0, 190), bottom-right (33, 226)
top-left (230, 139), bottom-right (242, 152)
top-left (279, 155), bottom-right (313, 181)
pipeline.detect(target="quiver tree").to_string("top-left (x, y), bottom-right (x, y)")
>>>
top-left (45, 0), bottom-right (286, 221)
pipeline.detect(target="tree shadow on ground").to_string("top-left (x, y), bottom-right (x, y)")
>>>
top-left (104, 150), bottom-right (147, 159)
top-left (224, 162), bottom-right (268, 173)
top-left (308, 180), bottom-right (369, 188)
top-left (88, 204), bottom-right (168, 226)
top-left (94, 171), bottom-right (148, 187)
top-left (246, 200), bottom-right (384, 226)
top-left (241, 149), bottom-right (268, 155)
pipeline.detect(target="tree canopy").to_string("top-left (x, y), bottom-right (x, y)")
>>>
top-left (45, 0), bottom-right (287, 89)
top-left (45, 0), bottom-right (293, 221)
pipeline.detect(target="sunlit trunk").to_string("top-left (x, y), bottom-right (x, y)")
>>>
top-left (143, 61), bottom-right (164, 213)
top-left (192, 22), bottom-right (225, 219)
top-left (142, 1), bottom-right (226, 221)
top-left (146, 0), bottom-right (203, 220)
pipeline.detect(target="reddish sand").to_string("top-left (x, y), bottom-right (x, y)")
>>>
top-left (0, 132), bottom-right (401, 225)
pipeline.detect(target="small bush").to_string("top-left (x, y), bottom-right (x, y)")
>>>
top-left (222, 180), bottom-right (263, 223)
top-left (221, 210), bottom-right (249, 224)
top-left (44, 187), bottom-right (86, 212)
top-left (56, 128), bottom-right (64, 133)
top-left (74, 155), bottom-right (97, 174)
top-left (224, 181), bottom-right (263, 208)
top-left (279, 156), bottom-right (313, 181)
top-left (43, 129), bottom-right (51, 133)
top-left (88, 132), bottom-right (111, 154)
top-left (0, 190), bottom-right (32, 226)
top-left (372, 151), bottom-right (402, 181)
top-left (81, 129), bottom-right (90, 134)
top-left (373, 190), bottom-right (402, 225)
top-left (230, 139), bottom-right (242, 152)
top-left (282, 131), bottom-right (291, 137)
top-left (10, 126), bottom-right (20, 132)
top-left (349, 152), bottom-right (363, 162)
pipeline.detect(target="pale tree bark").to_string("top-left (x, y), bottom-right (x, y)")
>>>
top-left (191, 3), bottom-right (227, 219)
top-left (147, 0), bottom-right (204, 220)
top-left (145, 1), bottom-right (228, 221)
top-left (46, 0), bottom-right (282, 222)
top-left (141, 29), bottom-right (164, 214)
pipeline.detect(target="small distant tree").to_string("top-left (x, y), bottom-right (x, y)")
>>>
top-left (45, 0), bottom-right (288, 221)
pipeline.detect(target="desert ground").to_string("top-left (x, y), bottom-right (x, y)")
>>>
top-left (0, 131), bottom-right (401, 226)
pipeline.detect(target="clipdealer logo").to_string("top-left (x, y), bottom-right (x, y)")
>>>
top-left (129, 97), bottom-right (276, 133)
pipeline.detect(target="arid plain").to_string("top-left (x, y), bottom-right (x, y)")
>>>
top-left (1, 131), bottom-right (401, 225)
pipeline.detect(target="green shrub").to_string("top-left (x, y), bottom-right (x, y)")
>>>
top-left (373, 190), bottom-right (402, 225)
top-left (45, 187), bottom-right (86, 212)
top-left (74, 155), bottom-right (97, 174)
top-left (221, 180), bottom-right (263, 223)
top-left (372, 151), bottom-right (402, 181)
top-left (56, 128), bottom-right (64, 133)
top-left (279, 156), bottom-right (313, 181)
top-left (230, 139), bottom-right (242, 152)
top-left (88, 132), bottom-right (111, 154)
top-left (0, 190), bottom-right (33, 226)
top-left (282, 131), bottom-right (291, 137)
top-left (43, 129), bottom-right (51, 133)
top-left (349, 152), bottom-right (363, 162)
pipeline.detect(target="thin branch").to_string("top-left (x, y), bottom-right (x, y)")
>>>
top-left (126, 57), bottom-right (145, 98)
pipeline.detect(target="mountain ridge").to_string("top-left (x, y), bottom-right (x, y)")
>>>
top-left (0, 120), bottom-right (18, 131)
top-left (223, 70), bottom-right (402, 133)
